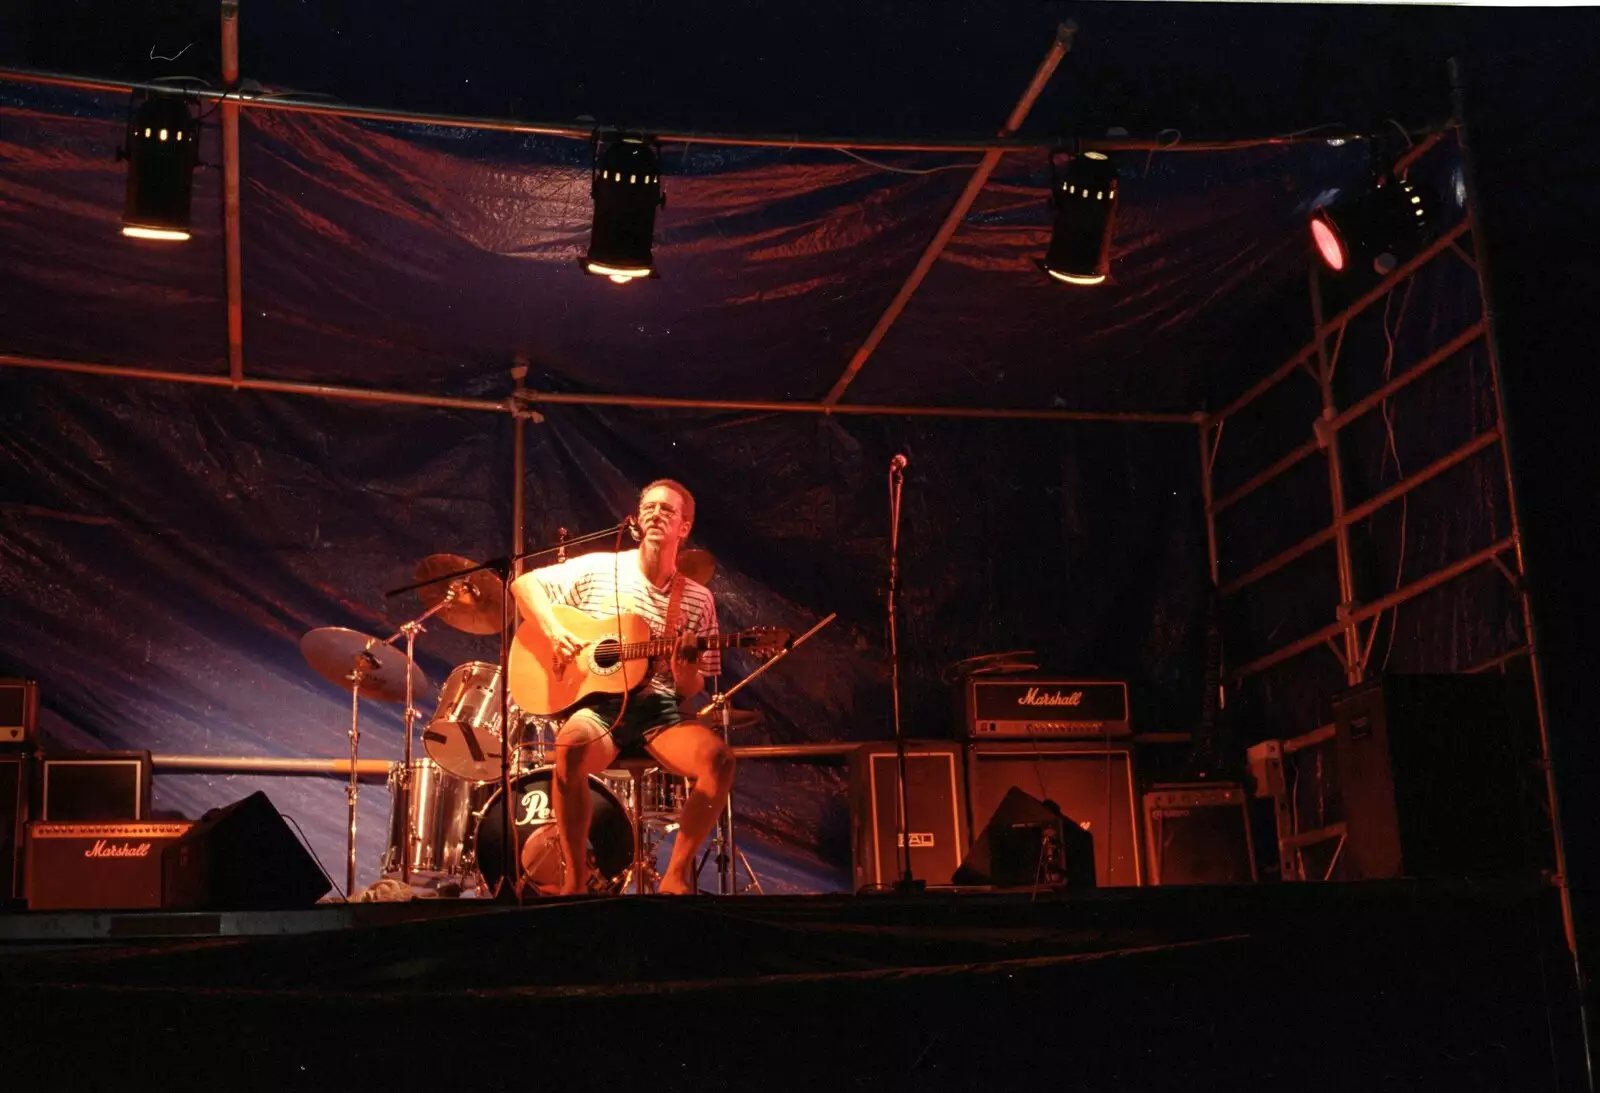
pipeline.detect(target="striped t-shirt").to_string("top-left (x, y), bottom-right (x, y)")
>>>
top-left (526, 549), bottom-right (720, 697)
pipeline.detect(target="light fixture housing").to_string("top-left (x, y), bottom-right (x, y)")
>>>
top-left (584, 135), bottom-right (664, 283)
top-left (121, 92), bottom-right (201, 242)
top-left (1040, 150), bottom-right (1119, 286)
top-left (1310, 172), bottom-right (1434, 277)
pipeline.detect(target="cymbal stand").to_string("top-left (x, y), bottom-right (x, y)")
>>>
top-left (380, 589), bottom-right (457, 885)
top-left (342, 651), bottom-right (378, 900)
top-left (696, 612), bottom-right (837, 895)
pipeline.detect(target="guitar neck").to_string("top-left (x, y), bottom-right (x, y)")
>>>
top-left (616, 631), bottom-right (742, 662)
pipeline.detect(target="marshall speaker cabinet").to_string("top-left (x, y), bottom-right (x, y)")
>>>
top-left (963, 677), bottom-right (1131, 740)
top-left (850, 742), bottom-right (969, 890)
top-left (25, 821), bottom-right (192, 910)
top-left (965, 741), bottom-right (1143, 887)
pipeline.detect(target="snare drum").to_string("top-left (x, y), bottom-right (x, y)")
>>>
top-left (639, 768), bottom-right (691, 819)
top-left (381, 758), bottom-right (481, 881)
top-left (423, 661), bottom-right (521, 782)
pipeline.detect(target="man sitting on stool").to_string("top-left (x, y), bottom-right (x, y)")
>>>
top-left (511, 479), bottom-right (732, 895)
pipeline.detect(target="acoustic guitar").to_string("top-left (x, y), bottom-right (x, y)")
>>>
top-left (507, 603), bottom-right (790, 716)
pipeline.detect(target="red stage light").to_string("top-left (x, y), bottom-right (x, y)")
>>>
top-left (1310, 212), bottom-right (1346, 272)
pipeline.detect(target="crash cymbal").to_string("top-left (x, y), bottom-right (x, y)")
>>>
top-left (414, 554), bottom-right (509, 635)
top-left (678, 549), bottom-right (716, 586)
top-left (301, 627), bottom-right (429, 703)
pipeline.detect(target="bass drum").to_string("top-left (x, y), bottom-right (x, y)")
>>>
top-left (471, 766), bottom-right (634, 896)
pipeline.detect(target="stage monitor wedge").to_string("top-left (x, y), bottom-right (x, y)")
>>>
top-left (162, 791), bottom-right (332, 910)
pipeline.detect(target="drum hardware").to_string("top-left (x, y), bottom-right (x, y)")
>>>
top-left (300, 625), bottom-right (428, 897)
top-left (695, 611), bottom-right (838, 895)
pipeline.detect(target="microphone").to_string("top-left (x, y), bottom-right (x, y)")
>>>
top-left (624, 515), bottom-right (643, 542)
top-left (889, 454), bottom-right (908, 472)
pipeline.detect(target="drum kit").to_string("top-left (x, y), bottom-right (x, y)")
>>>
top-left (298, 547), bottom-right (767, 899)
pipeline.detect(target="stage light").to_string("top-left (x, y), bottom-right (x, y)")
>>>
top-left (119, 91), bottom-right (201, 242)
top-left (1309, 171), bottom-right (1434, 277)
top-left (584, 135), bottom-right (664, 283)
top-left (1039, 150), bottom-right (1119, 286)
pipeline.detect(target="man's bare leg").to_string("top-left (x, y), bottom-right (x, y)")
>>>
top-left (552, 713), bottom-right (618, 896)
top-left (645, 722), bottom-right (736, 895)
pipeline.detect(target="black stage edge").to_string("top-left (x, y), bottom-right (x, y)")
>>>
top-left (0, 880), bottom-right (1587, 1091)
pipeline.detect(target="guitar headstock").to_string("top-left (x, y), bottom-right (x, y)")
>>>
top-left (732, 627), bottom-right (791, 660)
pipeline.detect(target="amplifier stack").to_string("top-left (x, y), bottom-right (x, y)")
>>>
top-left (848, 674), bottom-right (1258, 891)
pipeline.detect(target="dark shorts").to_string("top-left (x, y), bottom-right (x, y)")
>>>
top-left (567, 690), bottom-right (684, 757)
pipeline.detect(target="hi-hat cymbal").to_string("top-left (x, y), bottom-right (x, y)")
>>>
top-left (414, 554), bottom-right (509, 635)
top-left (301, 627), bottom-right (428, 703)
top-left (678, 549), bottom-right (716, 586)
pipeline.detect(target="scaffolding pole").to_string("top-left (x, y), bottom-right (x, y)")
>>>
top-left (220, 1), bottom-right (244, 386)
top-left (0, 349), bottom-right (1200, 423)
top-left (0, 64), bottom-right (1413, 158)
top-left (822, 22), bottom-right (1075, 406)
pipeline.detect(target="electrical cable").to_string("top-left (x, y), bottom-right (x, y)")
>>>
top-left (279, 812), bottom-right (344, 902)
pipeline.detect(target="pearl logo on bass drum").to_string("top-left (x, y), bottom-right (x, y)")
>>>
top-left (964, 677), bottom-right (1131, 739)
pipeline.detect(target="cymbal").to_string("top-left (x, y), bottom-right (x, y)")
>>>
top-left (414, 554), bottom-right (509, 635)
top-left (703, 707), bottom-right (762, 731)
top-left (678, 549), bottom-right (716, 586)
top-left (301, 627), bottom-right (429, 703)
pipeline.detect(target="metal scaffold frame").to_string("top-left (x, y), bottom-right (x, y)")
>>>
top-left (0, 17), bottom-right (1586, 1068)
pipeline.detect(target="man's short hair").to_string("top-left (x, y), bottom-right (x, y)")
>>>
top-left (639, 478), bottom-right (695, 526)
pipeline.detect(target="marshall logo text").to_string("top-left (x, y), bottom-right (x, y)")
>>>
top-left (1017, 687), bottom-right (1085, 708)
top-left (84, 840), bottom-right (153, 859)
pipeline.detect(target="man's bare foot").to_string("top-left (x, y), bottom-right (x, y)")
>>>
top-left (657, 872), bottom-right (695, 896)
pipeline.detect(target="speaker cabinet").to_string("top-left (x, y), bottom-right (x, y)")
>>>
top-left (0, 679), bottom-right (38, 747)
top-left (966, 742), bottom-right (1142, 887)
top-left (850, 742), bottom-right (969, 890)
top-left (1143, 783), bottom-right (1257, 885)
top-left (1332, 673), bottom-right (1533, 879)
top-left (0, 756), bottom-right (27, 902)
top-left (162, 791), bottom-right (332, 910)
top-left (39, 751), bottom-right (152, 821)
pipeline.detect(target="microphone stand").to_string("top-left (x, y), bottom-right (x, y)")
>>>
top-left (384, 519), bottom-right (634, 901)
top-left (886, 458), bottom-right (922, 894)
top-left (696, 613), bottom-right (837, 894)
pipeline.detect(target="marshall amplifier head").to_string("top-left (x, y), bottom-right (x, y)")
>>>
top-left (963, 677), bottom-right (1131, 739)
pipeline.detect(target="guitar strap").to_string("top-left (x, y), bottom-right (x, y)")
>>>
top-left (658, 570), bottom-right (688, 677)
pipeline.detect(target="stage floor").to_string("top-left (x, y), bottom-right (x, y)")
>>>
top-left (0, 880), bottom-right (1589, 1091)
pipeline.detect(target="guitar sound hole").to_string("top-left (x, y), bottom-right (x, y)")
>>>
top-left (592, 640), bottom-right (621, 669)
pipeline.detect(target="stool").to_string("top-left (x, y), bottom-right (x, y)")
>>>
top-left (605, 757), bottom-right (658, 895)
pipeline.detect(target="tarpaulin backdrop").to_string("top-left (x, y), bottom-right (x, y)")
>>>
top-left (0, 79), bottom-right (1511, 891)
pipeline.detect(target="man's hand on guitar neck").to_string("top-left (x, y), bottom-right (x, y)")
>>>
top-left (672, 627), bottom-right (702, 698)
